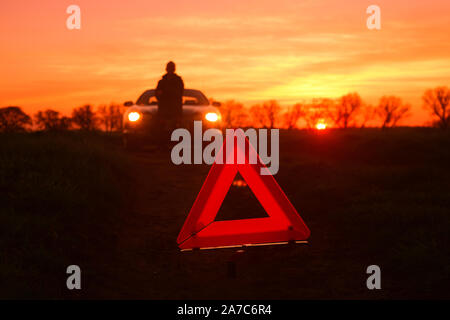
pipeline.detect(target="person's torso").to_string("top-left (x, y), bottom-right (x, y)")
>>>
top-left (159, 74), bottom-right (182, 99)
top-left (157, 74), bottom-right (183, 116)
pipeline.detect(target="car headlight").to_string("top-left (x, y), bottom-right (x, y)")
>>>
top-left (205, 112), bottom-right (219, 122)
top-left (128, 112), bottom-right (141, 122)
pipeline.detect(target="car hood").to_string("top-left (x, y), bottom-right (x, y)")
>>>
top-left (125, 104), bottom-right (220, 116)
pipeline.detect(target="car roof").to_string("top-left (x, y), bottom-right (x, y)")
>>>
top-left (136, 89), bottom-right (210, 106)
top-left (140, 89), bottom-right (205, 96)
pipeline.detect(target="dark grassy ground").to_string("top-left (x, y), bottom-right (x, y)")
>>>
top-left (1, 128), bottom-right (450, 299)
top-left (0, 132), bottom-right (130, 299)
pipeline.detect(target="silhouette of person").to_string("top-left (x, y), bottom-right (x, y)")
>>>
top-left (155, 61), bottom-right (184, 147)
top-left (156, 61), bottom-right (184, 120)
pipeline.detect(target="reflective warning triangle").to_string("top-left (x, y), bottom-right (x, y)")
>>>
top-left (177, 129), bottom-right (310, 250)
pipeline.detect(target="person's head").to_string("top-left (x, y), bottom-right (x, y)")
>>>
top-left (166, 61), bottom-right (176, 74)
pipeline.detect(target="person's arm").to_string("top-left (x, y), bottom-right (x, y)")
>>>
top-left (178, 77), bottom-right (184, 96)
top-left (156, 79), bottom-right (163, 101)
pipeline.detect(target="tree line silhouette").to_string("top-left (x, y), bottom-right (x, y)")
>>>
top-left (0, 86), bottom-right (449, 133)
top-left (0, 104), bottom-right (124, 133)
top-left (221, 86), bottom-right (450, 129)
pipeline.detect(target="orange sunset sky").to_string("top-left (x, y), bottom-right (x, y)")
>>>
top-left (1, 0), bottom-right (449, 125)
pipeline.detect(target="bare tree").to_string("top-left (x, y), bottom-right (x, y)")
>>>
top-left (34, 109), bottom-right (71, 131)
top-left (220, 100), bottom-right (248, 128)
top-left (97, 103), bottom-right (125, 133)
top-left (359, 104), bottom-right (376, 128)
top-left (250, 100), bottom-right (281, 128)
top-left (250, 104), bottom-right (266, 128)
top-left (422, 86), bottom-right (450, 129)
top-left (71, 105), bottom-right (98, 131)
top-left (304, 98), bottom-right (334, 129)
top-left (375, 96), bottom-right (410, 129)
top-left (332, 92), bottom-right (363, 128)
top-left (0, 106), bottom-right (32, 133)
top-left (283, 103), bottom-right (305, 129)
top-left (264, 100), bottom-right (281, 129)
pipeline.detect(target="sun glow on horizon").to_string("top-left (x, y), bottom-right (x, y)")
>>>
top-left (316, 120), bottom-right (327, 130)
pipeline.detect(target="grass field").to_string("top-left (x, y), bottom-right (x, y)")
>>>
top-left (1, 128), bottom-right (450, 299)
top-left (0, 132), bottom-right (130, 299)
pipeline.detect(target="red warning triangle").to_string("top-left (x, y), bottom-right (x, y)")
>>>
top-left (177, 129), bottom-right (310, 250)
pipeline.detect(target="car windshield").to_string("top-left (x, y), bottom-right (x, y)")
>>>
top-left (136, 89), bottom-right (210, 106)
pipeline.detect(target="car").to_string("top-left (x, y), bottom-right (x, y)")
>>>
top-left (122, 89), bottom-right (222, 149)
